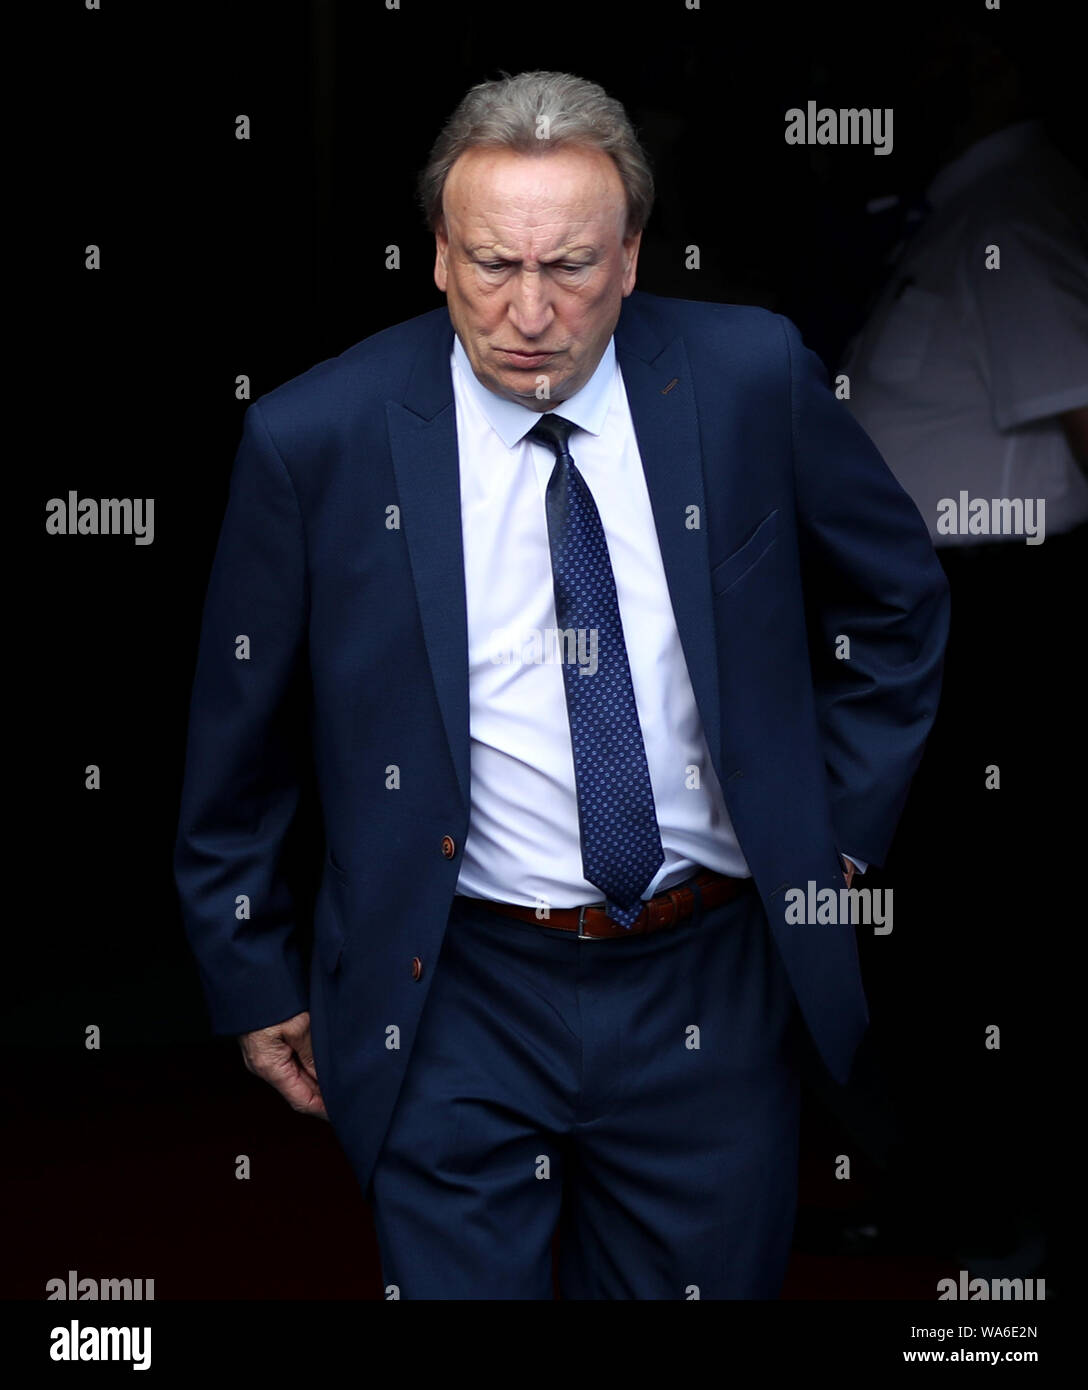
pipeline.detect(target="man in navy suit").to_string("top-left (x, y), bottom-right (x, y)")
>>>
top-left (174, 71), bottom-right (949, 1299)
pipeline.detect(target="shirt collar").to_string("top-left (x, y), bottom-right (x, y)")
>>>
top-left (451, 333), bottom-right (616, 450)
top-left (925, 118), bottom-right (1045, 209)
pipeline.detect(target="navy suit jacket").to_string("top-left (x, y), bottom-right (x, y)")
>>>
top-left (174, 290), bottom-right (950, 1192)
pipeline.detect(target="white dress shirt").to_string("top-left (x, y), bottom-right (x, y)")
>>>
top-left (450, 331), bottom-right (752, 909)
top-left (842, 119), bottom-right (1088, 545)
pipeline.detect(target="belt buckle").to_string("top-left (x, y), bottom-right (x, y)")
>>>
top-left (577, 900), bottom-right (606, 940)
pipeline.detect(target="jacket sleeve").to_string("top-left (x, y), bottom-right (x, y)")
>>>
top-left (173, 402), bottom-right (311, 1035)
top-left (780, 314), bottom-right (951, 868)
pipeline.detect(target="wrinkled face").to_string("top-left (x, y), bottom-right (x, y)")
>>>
top-left (434, 144), bottom-right (641, 410)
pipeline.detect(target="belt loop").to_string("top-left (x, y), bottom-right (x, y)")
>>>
top-left (690, 876), bottom-right (704, 927)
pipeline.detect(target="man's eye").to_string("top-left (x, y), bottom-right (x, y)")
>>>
top-left (479, 262), bottom-right (507, 272)
top-left (558, 264), bottom-right (586, 274)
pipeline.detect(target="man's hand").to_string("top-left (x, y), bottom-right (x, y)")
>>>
top-left (841, 856), bottom-right (856, 889)
top-left (238, 1011), bottom-right (329, 1121)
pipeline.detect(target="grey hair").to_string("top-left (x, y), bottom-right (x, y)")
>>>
top-left (417, 70), bottom-right (654, 237)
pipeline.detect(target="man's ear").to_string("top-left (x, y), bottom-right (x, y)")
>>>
top-left (621, 229), bottom-right (642, 296)
top-left (434, 222), bottom-right (449, 293)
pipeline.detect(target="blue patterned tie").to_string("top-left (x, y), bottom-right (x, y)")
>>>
top-left (528, 412), bottom-right (664, 927)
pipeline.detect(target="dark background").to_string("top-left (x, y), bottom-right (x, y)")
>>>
top-left (12, 0), bottom-right (1078, 1306)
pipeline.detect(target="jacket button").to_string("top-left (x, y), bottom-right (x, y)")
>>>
top-left (410, 956), bottom-right (423, 982)
top-left (441, 835), bottom-right (456, 859)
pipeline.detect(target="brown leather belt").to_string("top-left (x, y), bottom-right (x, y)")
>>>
top-left (463, 868), bottom-right (748, 940)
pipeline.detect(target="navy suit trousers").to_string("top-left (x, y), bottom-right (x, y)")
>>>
top-left (367, 880), bottom-right (804, 1299)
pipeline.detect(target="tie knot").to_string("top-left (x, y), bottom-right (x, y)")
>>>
top-left (527, 413), bottom-right (576, 458)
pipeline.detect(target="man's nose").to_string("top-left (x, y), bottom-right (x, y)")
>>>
top-left (506, 270), bottom-right (554, 339)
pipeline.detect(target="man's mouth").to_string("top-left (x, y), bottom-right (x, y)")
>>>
top-left (496, 348), bottom-right (558, 367)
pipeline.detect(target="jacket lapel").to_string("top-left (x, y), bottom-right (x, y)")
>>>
top-left (386, 311), bottom-right (472, 813)
top-left (615, 299), bottom-right (723, 777)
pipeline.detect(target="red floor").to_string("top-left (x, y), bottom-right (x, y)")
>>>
top-left (11, 1044), bottom-right (958, 1300)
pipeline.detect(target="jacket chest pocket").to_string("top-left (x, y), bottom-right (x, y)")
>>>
top-left (711, 509), bottom-right (779, 597)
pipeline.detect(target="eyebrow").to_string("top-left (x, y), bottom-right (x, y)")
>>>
top-left (467, 245), bottom-right (598, 262)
